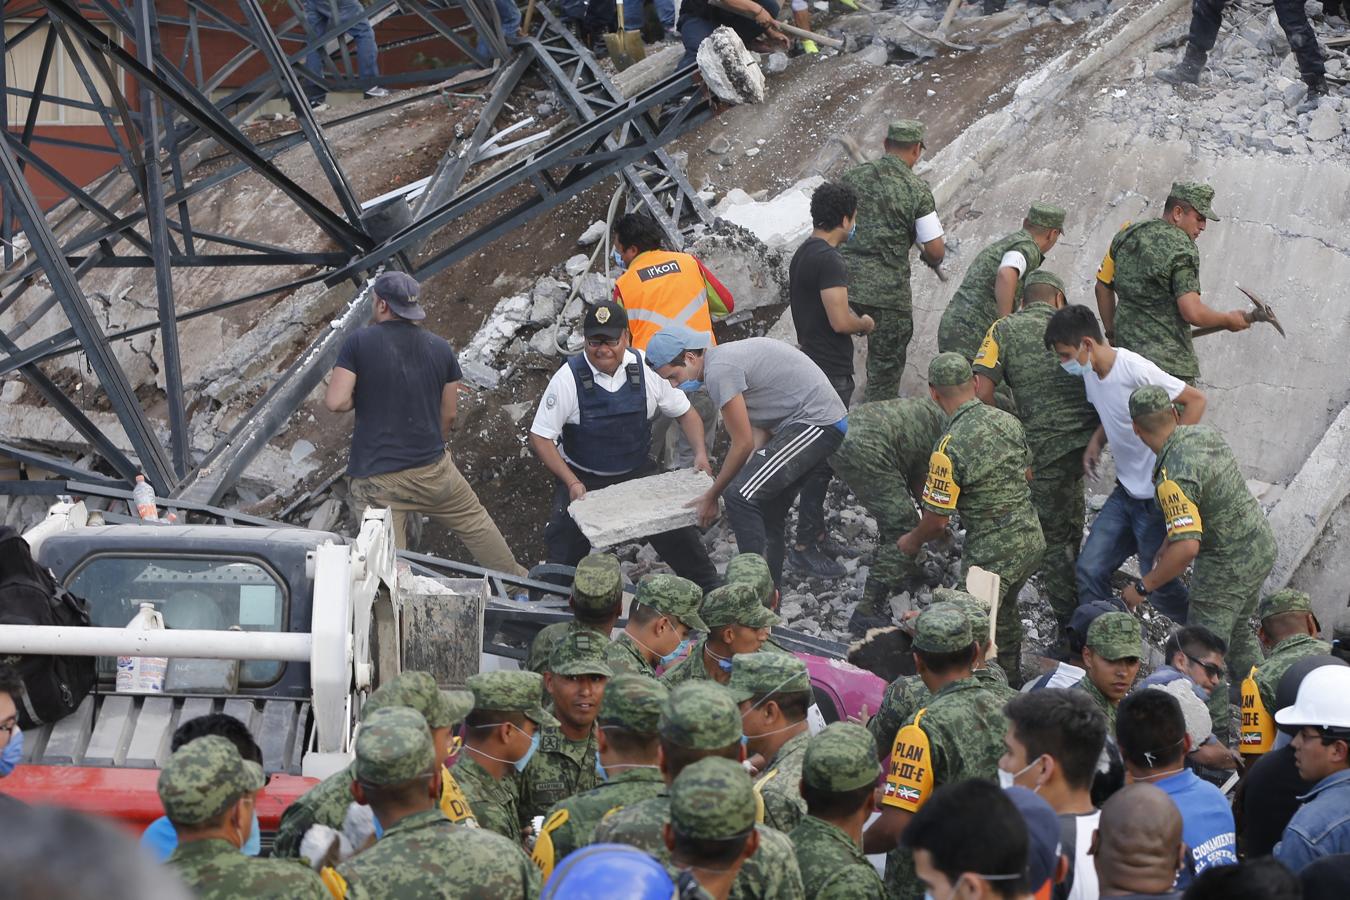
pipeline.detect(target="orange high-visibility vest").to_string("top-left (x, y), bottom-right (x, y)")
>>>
top-left (615, 250), bottom-right (716, 351)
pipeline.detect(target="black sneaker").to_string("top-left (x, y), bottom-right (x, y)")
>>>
top-left (848, 607), bottom-right (893, 637)
top-left (816, 534), bottom-right (860, 559)
top-left (787, 544), bottom-right (846, 578)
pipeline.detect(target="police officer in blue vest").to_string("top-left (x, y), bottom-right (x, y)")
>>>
top-left (529, 300), bottom-right (719, 591)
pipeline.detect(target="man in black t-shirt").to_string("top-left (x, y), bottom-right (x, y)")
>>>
top-left (324, 271), bottom-right (525, 575)
top-left (787, 182), bottom-right (875, 578)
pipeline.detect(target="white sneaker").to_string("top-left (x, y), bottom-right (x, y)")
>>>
top-left (364, 85), bottom-right (390, 98)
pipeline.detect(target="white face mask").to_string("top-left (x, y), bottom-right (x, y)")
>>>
top-left (996, 755), bottom-right (1045, 792)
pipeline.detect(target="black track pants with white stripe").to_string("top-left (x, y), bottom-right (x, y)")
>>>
top-left (723, 421), bottom-right (843, 585)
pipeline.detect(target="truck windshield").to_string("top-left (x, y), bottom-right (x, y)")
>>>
top-left (68, 555), bottom-right (288, 688)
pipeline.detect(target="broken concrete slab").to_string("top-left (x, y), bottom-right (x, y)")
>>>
top-left (697, 27), bottom-right (766, 106)
top-left (569, 468), bottom-right (715, 547)
top-left (714, 175), bottom-right (822, 250)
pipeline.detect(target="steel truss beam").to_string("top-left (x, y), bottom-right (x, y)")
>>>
top-left (0, 0), bottom-right (717, 514)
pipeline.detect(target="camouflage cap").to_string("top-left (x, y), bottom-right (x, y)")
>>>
top-left (802, 722), bottom-right (881, 792)
top-left (1128, 385), bottom-right (1173, 419)
top-left (1024, 269), bottom-right (1066, 297)
top-left (549, 628), bottom-right (615, 678)
top-left (1026, 203), bottom-right (1066, 232)
top-left (635, 573), bottom-right (707, 632)
top-left (928, 352), bottom-right (972, 387)
top-left (467, 670), bottom-right (560, 728)
top-left (365, 670), bottom-right (473, 730)
top-left (1259, 588), bottom-right (1316, 623)
top-left (572, 553), bottom-right (623, 614)
top-left (933, 587), bottom-right (990, 640)
top-left (157, 735), bottom-right (264, 825)
top-left (1086, 611), bottom-right (1142, 661)
top-left (660, 682), bottom-right (742, 749)
top-left (725, 552), bottom-right (775, 610)
top-left (725, 652), bottom-right (810, 703)
top-left (670, 756), bottom-right (757, 840)
top-left (1169, 181), bottom-right (1220, 221)
top-left (701, 582), bottom-right (780, 630)
top-left (887, 119), bottom-right (925, 145)
top-left (354, 706), bottom-right (435, 787)
top-left (912, 602), bottom-right (974, 653)
top-left (599, 674), bottom-right (669, 733)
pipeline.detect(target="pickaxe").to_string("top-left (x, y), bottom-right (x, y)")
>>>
top-left (1192, 284), bottom-right (1285, 339)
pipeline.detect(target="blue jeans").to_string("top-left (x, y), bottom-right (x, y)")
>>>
top-left (678, 0), bottom-right (780, 69)
top-left (624, 0), bottom-right (677, 30)
top-left (476, 0), bottom-right (524, 59)
top-left (304, 0), bottom-right (379, 101)
top-left (1076, 483), bottom-right (1189, 620)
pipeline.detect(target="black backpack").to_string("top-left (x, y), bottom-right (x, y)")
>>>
top-left (0, 526), bottom-right (96, 728)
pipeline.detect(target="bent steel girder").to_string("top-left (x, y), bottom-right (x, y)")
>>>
top-left (0, 0), bottom-right (713, 509)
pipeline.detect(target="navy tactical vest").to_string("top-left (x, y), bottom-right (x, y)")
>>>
top-left (560, 353), bottom-right (651, 474)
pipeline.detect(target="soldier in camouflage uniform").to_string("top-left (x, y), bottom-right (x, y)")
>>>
top-left (1071, 610), bottom-right (1143, 729)
top-left (937, 203), bottom-right (1064, 362)
top-left (275, 672), bottom-right (477, 859)
top-left (898, 353), bottom-right (1045, 677)
top-left (726, 551), bottom-right (795, 655)
top-left (526, 552), bottom-right (621, 674)
top-left (1094, 182), bottom-right (1251, 383)
top-left (1124, 384), bottom-right (1277, 737)
top-left (840, 120), bottom-right (946, 403)
top-left (533, 675), bottom-right (669, 876)
top-left (331, 707), bottom-right (541, 900)
top-left (592, 682), bottom-right (806, 899)
top-left (728, 653), bottom-right (812, 832)
top-left (973, 269), bottom-right (1100, 626)
top-left (862, 603), bottom-right (1012, 900)
top-left (667, 756), bottom-right (764, 900)
top-left (790, 723), bottom-right (884, 900)
top-left (607, 573), bottom-right (706, 678)
top-left (454, 670), bottom-right (559, 842)
top-left (830, 396), bottom-right (948, 635)
top-left (159, 736), bottom-right (328, 899)
top-left (519, 630), bottom-right (612, 825)
top-left (662, 583), bottom-right (779, 686)
top-left (1253, 590), bottom-right (1330, 716)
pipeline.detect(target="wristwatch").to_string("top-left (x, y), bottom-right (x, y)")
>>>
top-left (1133, 578), bottom-right (1150, 597)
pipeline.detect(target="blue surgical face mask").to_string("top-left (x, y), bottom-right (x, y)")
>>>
top-left (595, 755), bottom-right (608, 782)
top-left (660, 637), bottom-right (692, 667)
top-left (241, 811), bottom-right (261, 856)
top-left (612, 249), bottom-right (624, 268)
top-left (677, 380), bottom-right (703, 392)
top-left (514, 727), bottom-right (541, 773)
top-left (373, 814), bottom-right (385, 839)
top-left (1060, 344), bottom-right (1089, 377)
top-left (847, 221), bottom-right (857, 242)
top-left (0, 728), bottom-right (23, 776)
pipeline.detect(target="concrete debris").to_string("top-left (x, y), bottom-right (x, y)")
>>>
top-left (696, 27), bottom-right (767, 105)
top-left (305, 497), bottom-right (342, 534)
top-left (574, 271), bottom-right (612, 306)
top-left (0, 381), bottom-right (22, 404)
top-left (686, 224), bottom-right (791, 312)
top-left (713, 175), bottom-right (822, 250)
top-left (568, 468), bottom-right (715, 547)
top-left (564, 253), bottom-right (590, 277)
top-left (764, 52), bottom-right (790, 74)
top-left (461, 294), bottom-right (531, 364)
top-left (459, 359), bottom-right (502, 390)
top-left (577, 220), bottom-right (607, 245)
top-left (528, 324), bottom-right (560, 356)
top-left (530, 276), bottom-right (568, 326)
top-left (290, 439), bottom-right (315, 464)
top-left (745, 147), bottom-right (761, 157)
top-left (500, 401), bottom-right (534, 425)
top-left (1308, 103), bottom-right (1343, 141)
top-left (1148, 678), bottom-right (1213, 747)
top-left (708, 135), bottom-right (733, 154)
top-left (853, 42), bottom-right (889, 66)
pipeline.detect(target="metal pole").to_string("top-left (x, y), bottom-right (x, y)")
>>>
top-left (0, 626), bottom-right (312, 662)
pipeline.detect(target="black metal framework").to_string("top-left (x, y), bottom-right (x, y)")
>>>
top-left (0, 0), bottom-right (711, 506)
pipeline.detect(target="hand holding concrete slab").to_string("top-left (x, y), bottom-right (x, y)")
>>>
top-left (568, 468), bottom-right (717, 547)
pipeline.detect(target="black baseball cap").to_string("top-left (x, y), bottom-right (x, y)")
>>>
top-left (584, 299), bottom-right (628, 339)
top-left (372, 271), bottom-right (425, 321)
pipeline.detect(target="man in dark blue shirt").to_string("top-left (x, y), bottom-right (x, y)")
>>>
top-left (325, 271), bottom-right (524, 575)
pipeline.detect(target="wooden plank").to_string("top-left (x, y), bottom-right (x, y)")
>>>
top-left (400, 574), bottom-right (485, 689)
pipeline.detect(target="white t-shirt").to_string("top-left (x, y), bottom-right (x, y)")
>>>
top-left (1083, 348), bottom-right (1185, 499)
top-left (1060, 810), bottom-right (1102, 900)
top-left (530, 350), bottom-right (691, 474)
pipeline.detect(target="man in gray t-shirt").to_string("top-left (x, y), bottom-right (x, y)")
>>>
top-left (647, 328), bottom-right (847, 585)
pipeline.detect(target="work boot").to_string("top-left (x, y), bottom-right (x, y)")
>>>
top-left (1156, 44), bottom-right (1207, 85)
top-left (1297, 76), bottom-right (1329, 113)
top-left (816, 534), bottom-right (860, 559)
top-left (787, 543), bottom-right (847, 578)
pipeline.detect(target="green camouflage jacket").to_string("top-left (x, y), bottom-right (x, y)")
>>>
top-left (533, 767), bottom-right (665, 875)
top-left (1103, 219), bottom-right (1202, 380)
top-left (451, 753), bottom-right (522, 843)
top-left (168, 838), bottom-right (329, 899)
top-left (606, 631), bottom-right (657, 678)
top-left (754, 730), bottom-right (810, 833)
top-left (518, 725), bottom-right (599, 826)
top-left (938, 229), bottom-right (1044, 360)
top-left (1254, 634), bottom-right (1331, 715)
top-left (840, 154), bottom-right (937, 311)
top-left (789, 815), bottom-right (885, 900)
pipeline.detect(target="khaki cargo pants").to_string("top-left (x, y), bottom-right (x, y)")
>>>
top-left (349, 451), bottom-right (526, 577)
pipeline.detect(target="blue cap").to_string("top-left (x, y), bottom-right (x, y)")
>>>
top-left (372, 271), bottom-right (425, 321)
top-left (1066, 599), bottom-right (1127, 655)
top-left (1005, 787), bottom-right (1061, 892)
top-left (541, 844), bottom-right (676, 899)
top-left (645, 324), bottom-right (711, 369)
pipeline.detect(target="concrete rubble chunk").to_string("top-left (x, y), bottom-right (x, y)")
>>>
top-left (764, 52), bottom-right (789, 74)
top-left (462, 294), bottom-right (531, 364)
top-left (575, 271), bottom-right (611, 306)
top-left (568, 468), bottom-right (715, 547)
top-left (1307, 103), bottom-right (1342, 142)
top-left (564, 254), bottom-right (590, 277)
top-left (854, 43), bottom-right (888, 66)
top-left (459, 359), bottom-right (501, 390)
top-left (697, 27), bottom-right (766, 105)
top-left (578, 220), bottom-right (607, 246)
top-left (528, 323), bottom-right (559, 356)
top-left (713, 175), bottom-right (822, 250)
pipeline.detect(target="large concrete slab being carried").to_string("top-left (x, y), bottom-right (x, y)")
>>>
top-left (569, 469), bottom-right (715, 548)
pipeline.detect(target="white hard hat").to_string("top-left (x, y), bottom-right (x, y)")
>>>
top-left (1274, 665), bottom-right (1350, 730)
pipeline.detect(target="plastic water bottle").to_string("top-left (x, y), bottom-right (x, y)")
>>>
top-left (115, 603), bottom-right (168, 694)
top-left (132, 475), bottom-right (157, 521)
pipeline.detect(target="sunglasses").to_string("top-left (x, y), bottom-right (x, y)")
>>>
top-left (585, 336), bottom-right (620, 348)
top-left (1184, 653), bottom-right (1225, 681)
